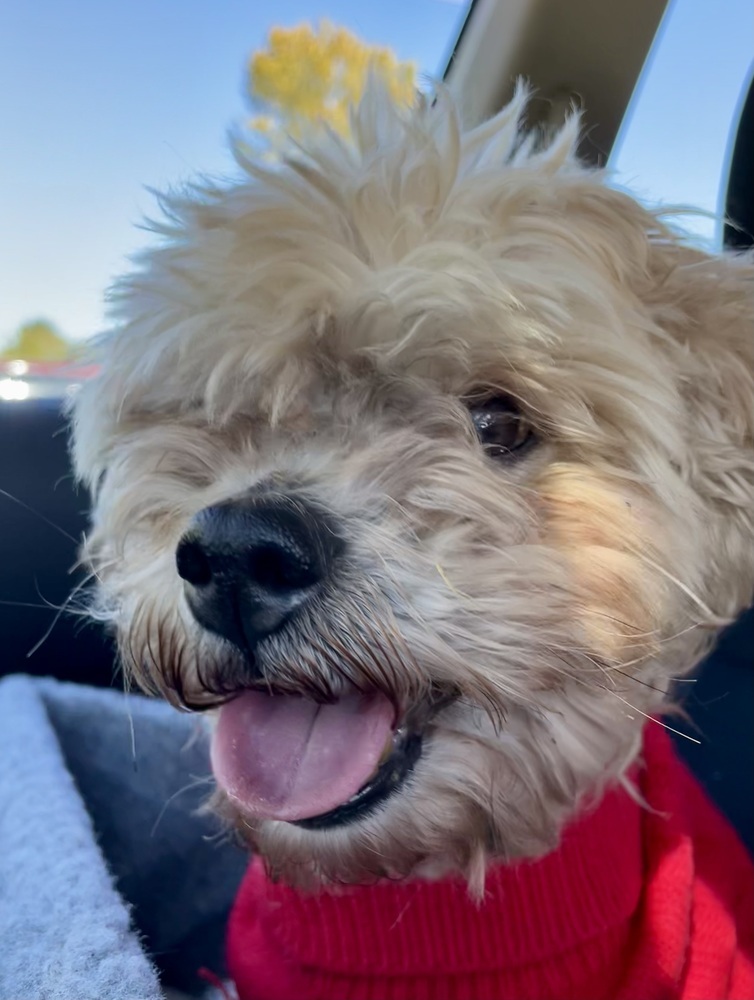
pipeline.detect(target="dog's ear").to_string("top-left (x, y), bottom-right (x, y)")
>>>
top-left (641, 231), bottom-right (754, 615)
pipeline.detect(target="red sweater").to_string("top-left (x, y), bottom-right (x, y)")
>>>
top-left (227, 726), bottom-right (754, 1000)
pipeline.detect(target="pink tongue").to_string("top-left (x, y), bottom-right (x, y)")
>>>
top-left (210, 689), bottom-right (395, 821)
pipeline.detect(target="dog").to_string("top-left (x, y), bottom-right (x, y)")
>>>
top-left (71, 84), bottom-right (754, 999)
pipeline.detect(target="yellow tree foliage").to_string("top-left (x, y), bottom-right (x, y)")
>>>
top-left (247, 21), bottom-right (416, 149)
top-left (1, 320), bottom-right (71, 363)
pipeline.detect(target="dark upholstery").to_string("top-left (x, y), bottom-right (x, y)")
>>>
top-left (0, 400), bottom-right (118, 687)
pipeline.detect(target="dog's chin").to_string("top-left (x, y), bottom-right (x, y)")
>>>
top-left (210, 766), bottom-right (459, 890)
top-left (212, 762), bottom-right (563, 893)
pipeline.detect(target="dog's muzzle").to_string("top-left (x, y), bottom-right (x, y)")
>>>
top-left (175, 492), bottom-right (425, 829)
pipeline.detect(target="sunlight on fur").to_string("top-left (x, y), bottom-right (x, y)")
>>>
top-left (71, 82), bottom-right (754, 892)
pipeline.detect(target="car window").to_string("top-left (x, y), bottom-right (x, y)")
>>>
top-left (609, 0), bottom-right (753, 250)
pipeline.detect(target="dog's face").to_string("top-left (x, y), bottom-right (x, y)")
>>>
top-left (72, 88), bottom-right (754, 889)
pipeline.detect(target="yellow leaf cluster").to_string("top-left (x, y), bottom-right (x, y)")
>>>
top-left (1, 320), bottom-right (71, 363)
top-left (248, 21), bottom-right (415, 144)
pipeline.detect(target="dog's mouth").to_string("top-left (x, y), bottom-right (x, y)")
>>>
top-left (210, 686), bottom-right (424, 829)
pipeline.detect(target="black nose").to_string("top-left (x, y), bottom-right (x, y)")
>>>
top-left (176, 496), bottom-right (343, 651)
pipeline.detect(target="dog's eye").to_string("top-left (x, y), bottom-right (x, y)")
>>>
top-left (466, 394), bottom-right (535, 459)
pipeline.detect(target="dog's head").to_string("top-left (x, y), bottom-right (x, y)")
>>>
top-left (72, 87), bottom-right (754, 889)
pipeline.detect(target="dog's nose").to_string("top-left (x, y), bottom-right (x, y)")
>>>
top-left (176, 496), bottom-right (343, 650)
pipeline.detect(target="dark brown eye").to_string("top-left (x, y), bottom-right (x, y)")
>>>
top-left (467, 394), bottom-right (536, 459)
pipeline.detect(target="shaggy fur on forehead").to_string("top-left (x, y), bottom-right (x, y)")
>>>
top-left (71, 82), bottom-right (754, 889)
top-left (67, 105), bottom-right (594, 420)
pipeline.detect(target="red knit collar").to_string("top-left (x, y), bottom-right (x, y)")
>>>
top-left (248, 779), bottom-right (642, 975)
top-left (228, 727), bottom-right (754, 1000)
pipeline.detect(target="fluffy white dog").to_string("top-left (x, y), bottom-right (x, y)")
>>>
top-left (72, 85), bottom-right (753, 901)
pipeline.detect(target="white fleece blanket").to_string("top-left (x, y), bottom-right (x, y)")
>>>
top-left (0, 675), bottom-right (247, 1000)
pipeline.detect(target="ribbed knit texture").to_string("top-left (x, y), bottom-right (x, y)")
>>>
top-left (228, 725), bottom-right (754, 1000)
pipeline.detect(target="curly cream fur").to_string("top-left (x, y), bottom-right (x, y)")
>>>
top-left (71, 84), bottom-right (754, 890)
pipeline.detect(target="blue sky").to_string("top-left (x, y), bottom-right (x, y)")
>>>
top-left (0, 0), bottom-right (751, 345)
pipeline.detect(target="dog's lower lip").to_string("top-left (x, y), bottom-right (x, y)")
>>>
top-left (292, 727), bottom-right (423, 831)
